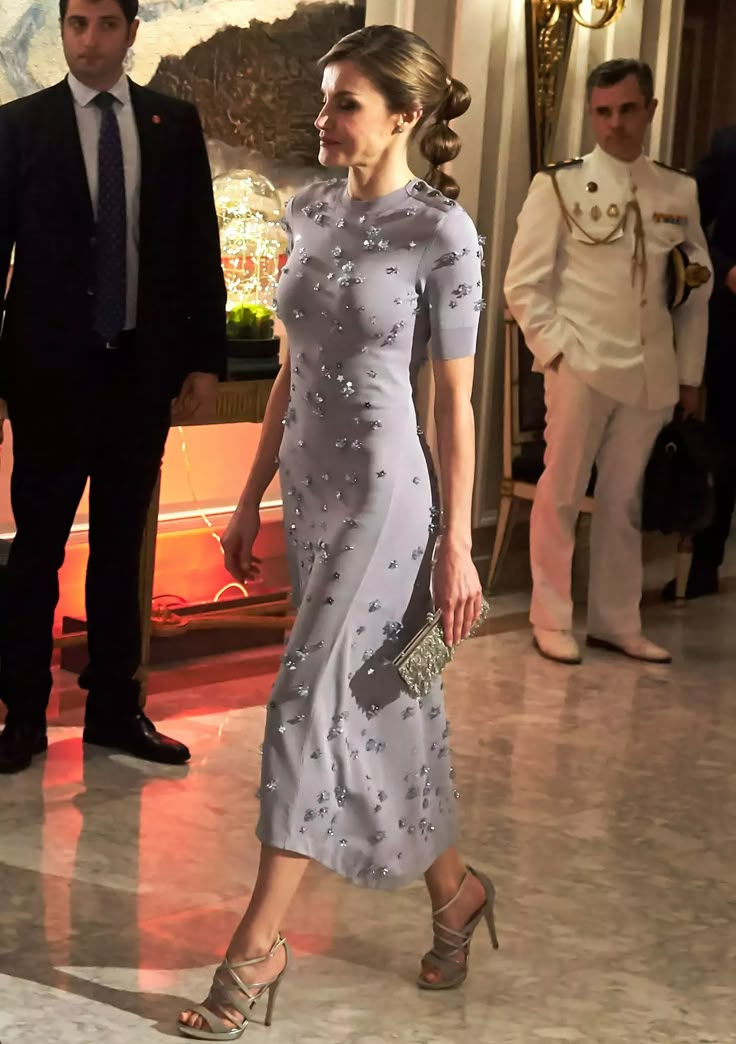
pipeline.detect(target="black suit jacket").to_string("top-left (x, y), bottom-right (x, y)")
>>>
top-left (0, 78), bottom-right (226, 400)
top-left (695, 125), bottom-right (736, 376)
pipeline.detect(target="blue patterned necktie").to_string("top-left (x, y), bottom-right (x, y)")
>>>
top-left (93, 91), bottom-right (127, 341)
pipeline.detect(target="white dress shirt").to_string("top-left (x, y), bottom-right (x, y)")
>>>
top-left (67, 71), bottom-right (140, 330)
top-left (504, 146), bottom-right (712, 410)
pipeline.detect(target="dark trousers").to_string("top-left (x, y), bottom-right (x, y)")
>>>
top-left (693, 368), bottom-right (736, 570)
top-left (0, 346), bottom-right (170, 727)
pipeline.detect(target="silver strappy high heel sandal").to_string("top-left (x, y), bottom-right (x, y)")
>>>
top-left (177, 934), bottom-right (289, 1040)
top-left (417, 866), bottom-right (499, 991)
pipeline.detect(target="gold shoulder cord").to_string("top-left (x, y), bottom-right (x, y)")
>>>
top-left (549, 170), bottom-right (647, 292)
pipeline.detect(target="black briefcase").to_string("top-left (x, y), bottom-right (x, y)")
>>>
top-left (642, 414), bottom-right (716, 535)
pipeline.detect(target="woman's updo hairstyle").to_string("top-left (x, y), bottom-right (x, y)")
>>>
top-left (318, 25), bottom-right (471, 200)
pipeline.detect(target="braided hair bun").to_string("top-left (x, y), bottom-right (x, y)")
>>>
top-left (420, 77), bottom-right (471, 200)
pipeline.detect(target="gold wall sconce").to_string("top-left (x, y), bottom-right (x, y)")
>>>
top-left (526, 0), bottom-right (627, 174)
top-left (563, 0), bottom-right (626, 30)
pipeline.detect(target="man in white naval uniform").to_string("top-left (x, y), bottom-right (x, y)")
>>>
top-left (504, 59), bottom-right (712, 665)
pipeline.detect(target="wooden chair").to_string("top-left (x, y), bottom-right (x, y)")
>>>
top-left (486, 312), bottom-right (594, 592)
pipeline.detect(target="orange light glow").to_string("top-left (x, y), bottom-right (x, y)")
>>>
top-left (54, 517), bottom-right (291, 636)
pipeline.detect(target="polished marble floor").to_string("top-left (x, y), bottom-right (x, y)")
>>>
top-left (1, 580), bottom-right (735, 1043)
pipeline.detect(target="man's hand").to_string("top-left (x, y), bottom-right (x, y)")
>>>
top-left (172, 372), bottom-right (218, 423)
top-left (726, 266), bottom-right (736, 295)
top-left (679, 384), bottom-right (700, 417)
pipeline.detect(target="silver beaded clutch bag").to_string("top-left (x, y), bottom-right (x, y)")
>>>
top-left (393, 597), bottom-right (491, 698)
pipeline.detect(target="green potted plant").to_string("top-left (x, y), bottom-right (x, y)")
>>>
top-left (226, 303), bottom-right (280, 359)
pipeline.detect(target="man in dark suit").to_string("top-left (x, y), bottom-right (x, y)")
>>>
top-left (663, 127), bottom-right (736, 601)
top-left (0, 0), bottom-right (226, 773)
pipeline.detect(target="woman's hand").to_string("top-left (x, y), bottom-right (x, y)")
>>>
top-left (221, 501), bottom-right (262, 583)
top-left (433, 539), bottom-right (483, 647)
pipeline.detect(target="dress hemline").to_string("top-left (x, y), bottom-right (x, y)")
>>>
top-left (255, 822), bottom-right (457, 892)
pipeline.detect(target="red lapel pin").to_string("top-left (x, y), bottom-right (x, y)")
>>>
top-left (152, 114), bottom-right (161, 124)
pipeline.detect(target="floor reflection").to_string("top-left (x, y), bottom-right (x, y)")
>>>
top-left (1, 588), bottom-right (735, 1043)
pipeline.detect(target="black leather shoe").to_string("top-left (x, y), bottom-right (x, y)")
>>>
top-left (83, 711), bottom-right (190, 765)
top-left (0, 720), bottom-right (48, 774)
top-left (662, 564), bottom-right (719, 602)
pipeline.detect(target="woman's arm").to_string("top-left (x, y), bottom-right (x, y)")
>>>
top-left (221, 352), bottom-right (291, 581)
top-left (432, 355), bottom-right (482, 647)
top-left (416, 203), bottom-right (483, 642)
top-left (239, 351), bottom-right (291, 509)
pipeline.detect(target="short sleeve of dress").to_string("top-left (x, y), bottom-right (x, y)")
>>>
top-left (418, 204), bottom-right (484, 361)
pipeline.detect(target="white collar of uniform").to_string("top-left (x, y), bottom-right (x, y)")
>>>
top-left (67, 71), bottom-right (131, 109)
top-left (591, 144), bottom-right (650, 183)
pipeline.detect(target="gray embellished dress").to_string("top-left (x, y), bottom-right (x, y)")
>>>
top-left (256, 177), bottom-right (483, 889)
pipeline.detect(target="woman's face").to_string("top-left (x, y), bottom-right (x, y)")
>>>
top-left (315, 60), bottom-right (411, 169)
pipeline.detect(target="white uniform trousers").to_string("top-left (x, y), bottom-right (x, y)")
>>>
top-left (530, 361), bottom-right (672, 636)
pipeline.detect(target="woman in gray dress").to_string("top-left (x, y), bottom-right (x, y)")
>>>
top-left (178, 25), bottom-right (498, 1040)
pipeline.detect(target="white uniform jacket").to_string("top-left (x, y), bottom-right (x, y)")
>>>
top-left (504, 146), bottom-right (713, 410)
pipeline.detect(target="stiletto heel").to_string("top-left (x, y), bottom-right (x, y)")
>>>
top-left (178, 935), bottom-right (289, 1040)
top-left (417, 866), bottom-right (499, 990)
top-left (486, 903), bottom-right (500, 950)
top-left (469, 865), bottom-right (500, 950)
top-left (264, 977), bottom-right (281, 1027)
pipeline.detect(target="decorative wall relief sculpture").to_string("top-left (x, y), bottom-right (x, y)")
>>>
top-left (0, 0), bottom-right (366, 192)
top-left (149, 3), bottom-right (366, 186)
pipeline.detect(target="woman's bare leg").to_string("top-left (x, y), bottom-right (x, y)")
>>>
top-left (420, 846), bottom-right (487, 986)
top-left (179, 846), bottom-right (309, 1031)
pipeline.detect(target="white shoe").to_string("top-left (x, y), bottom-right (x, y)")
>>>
top-left (586, 634), bottom-right (672, 664)
top-left (532, 628), bottom-right (582, 665)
